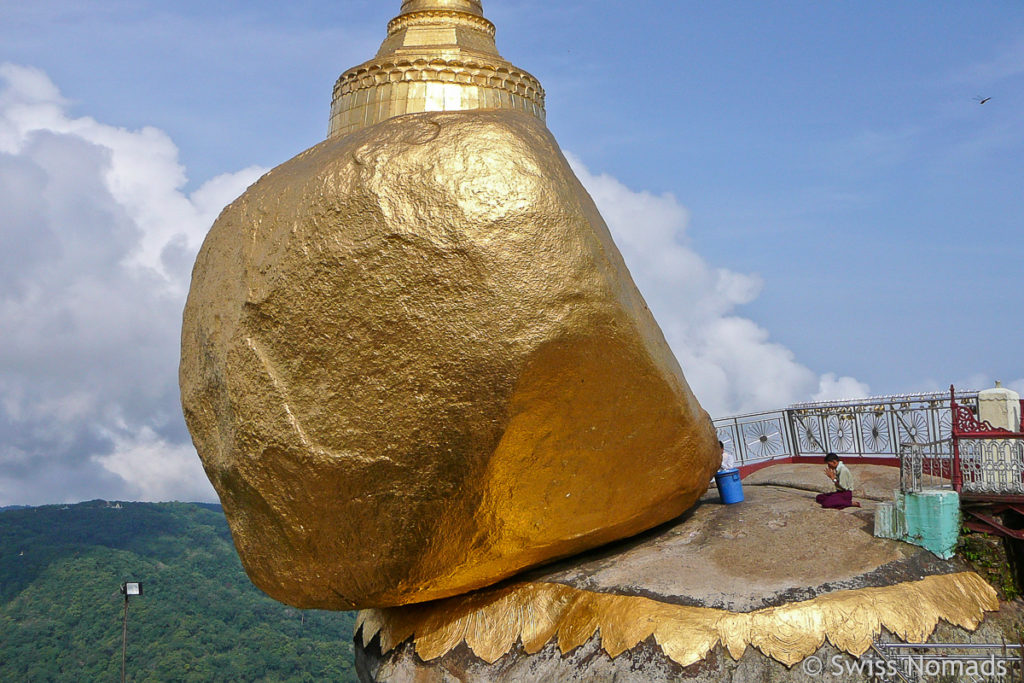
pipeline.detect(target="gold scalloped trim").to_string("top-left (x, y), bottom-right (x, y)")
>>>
top-left (333, 59), bottom-right (544, 105)
top-left (356, 572), bottom-right (998, 668)
top-left (387, 11), bottom-right (496, 38)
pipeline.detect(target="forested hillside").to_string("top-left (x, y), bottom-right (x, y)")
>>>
top-left (0, 500), bottom-right (357, 681)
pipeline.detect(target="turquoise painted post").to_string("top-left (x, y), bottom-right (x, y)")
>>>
top-left (902, 490), bottom-right (960, 559)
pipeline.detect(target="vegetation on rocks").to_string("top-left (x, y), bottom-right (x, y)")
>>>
top-left (0, 500), bottom-right (357, 682)
top-left (957, 529), bottom-right (1021, 601)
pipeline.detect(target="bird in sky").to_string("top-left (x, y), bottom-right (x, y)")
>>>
top-left (975, 96), bottom-right (992, 104)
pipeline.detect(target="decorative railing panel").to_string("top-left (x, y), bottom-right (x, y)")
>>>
top-left (899, 441), bottom-right (953, 493)
top-left (714, 390), bottom-right (979, 468)
top-left (714, 410), bottom-right (794, 465)
top-left (958, 439), bottom-right (1024, 494)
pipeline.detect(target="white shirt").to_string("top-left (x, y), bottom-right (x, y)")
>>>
top-left (835, 461), bottom-right (854, 491)
top-left (721, 450), bottom-right (736, 470)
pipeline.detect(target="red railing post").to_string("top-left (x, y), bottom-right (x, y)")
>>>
top-left (950, 384), bottom-right (962, 493)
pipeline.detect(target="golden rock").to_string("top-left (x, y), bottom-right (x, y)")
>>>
top-left (180, 2), bottom-right (719, 611)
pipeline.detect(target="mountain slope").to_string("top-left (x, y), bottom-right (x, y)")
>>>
top-left (0, 500), bottom-right (357, 682)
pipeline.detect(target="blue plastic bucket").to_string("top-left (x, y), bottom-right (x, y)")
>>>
top-left (714, 468), bottom-right (744, 504)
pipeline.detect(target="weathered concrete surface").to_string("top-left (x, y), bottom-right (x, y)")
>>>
top-left (530, 476), bottom-right (950, 612)
top-left (743, 463), bottom-right (912, 502)
top-left (356, 464), bottom-right (1019, 682)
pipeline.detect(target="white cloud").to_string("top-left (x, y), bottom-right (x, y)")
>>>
top-left (813, 373), bottom-right (871, 403)
top-left (567, 154), bottom-right (869, 416)
top-left (93, 427), bottom-right (213, 503)
top-left (0, 63), bottom-right (264, 504)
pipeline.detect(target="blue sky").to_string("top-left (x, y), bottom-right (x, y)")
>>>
top-left (1, 1), bottom-right (1022, 503)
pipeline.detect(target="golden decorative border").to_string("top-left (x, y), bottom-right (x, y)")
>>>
top-left (357, 572), bottom-right (998, 668)
top-left (387, 10), bottom-right (496, 38)
top-left (332, 59), bottom-right (545, 108)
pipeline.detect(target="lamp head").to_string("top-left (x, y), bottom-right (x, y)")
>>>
top-left (121, 582), bottom-right (143, 596)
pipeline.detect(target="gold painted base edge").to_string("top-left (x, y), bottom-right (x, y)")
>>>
top-left (356, 572), bottom-right (999, 668)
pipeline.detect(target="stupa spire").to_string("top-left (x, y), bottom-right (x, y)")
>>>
top-left (328, 0), bottom-right (545, 139)
top-left (399, 0), bottom-right (484, 17)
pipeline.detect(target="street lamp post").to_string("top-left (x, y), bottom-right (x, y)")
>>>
top-left (120, 582), bottom-right (142, 683)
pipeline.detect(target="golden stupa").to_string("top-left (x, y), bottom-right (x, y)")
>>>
top-left (180, 0), bottom-right (719, 612)
top-left (327, 0), bottom-right (544, 138)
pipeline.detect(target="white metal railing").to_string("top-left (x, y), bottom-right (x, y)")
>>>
top-left (958, 438), bottom-right (1024, 495)
top-left (713, 390), bottom-right (979, 467)
top-left (899, 440), bottom-right (953, 492)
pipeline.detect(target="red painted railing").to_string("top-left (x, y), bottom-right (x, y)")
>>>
top-left (950, 384), bottom-right (1024, 494)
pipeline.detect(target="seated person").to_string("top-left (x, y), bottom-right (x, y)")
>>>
top-left (815, 452), bottom-right (861, 509)
top-left (718, 440), bottom-right (736, 471)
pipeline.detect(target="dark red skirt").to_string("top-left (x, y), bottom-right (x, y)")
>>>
top-left (816, 489), bottom-right (853, 509)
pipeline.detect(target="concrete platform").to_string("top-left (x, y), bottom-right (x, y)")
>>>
top-left (524, 465), bottom-right (964, 611)
top-left (356, 463), bottom-right (1012, 682)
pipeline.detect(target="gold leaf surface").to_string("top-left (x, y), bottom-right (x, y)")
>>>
top-left (180, 108), bottom-right (718, 611)
top-left (357, 572), bottom-right (999, 668)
